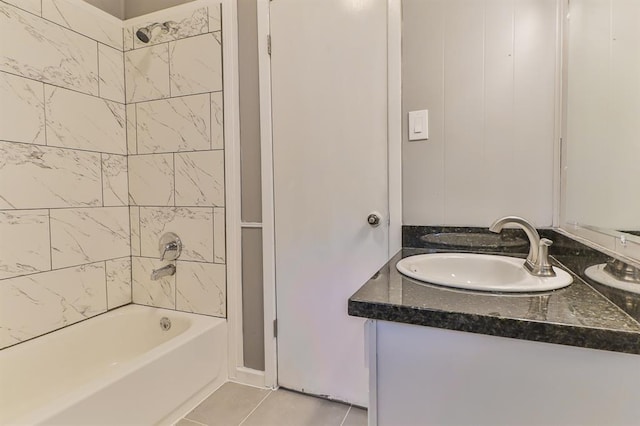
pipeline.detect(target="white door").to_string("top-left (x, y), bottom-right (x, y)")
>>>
top-left (270, 0), bottom-right (389, 406)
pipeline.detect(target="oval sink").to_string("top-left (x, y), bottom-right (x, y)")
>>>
top-left (396, 253), bottom-right (572, 293)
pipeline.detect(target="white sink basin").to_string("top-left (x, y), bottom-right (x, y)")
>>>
top-left (396, 253), bottom-right (572, 293)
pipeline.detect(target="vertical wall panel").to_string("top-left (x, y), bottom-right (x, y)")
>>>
top-left (443, 0), bottom-right (486, 224)
top-left (402, 0), bottom-right (559, 226)
top-left (512, 0), bottom-right (557, 225)
top-left (483, 0), bottom-right (517, 218)
top-left (402, 0), bottom-right (446, 224)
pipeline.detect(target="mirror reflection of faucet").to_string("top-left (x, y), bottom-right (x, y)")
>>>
top-left (150, 232), bottom-right (182, 280)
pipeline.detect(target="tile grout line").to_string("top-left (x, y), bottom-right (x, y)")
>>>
top-left (2, 0), bottom-right (123, 51)
top-left (47, 209), bottom-right (53, 270)
top-left (100, 153), bottom-right (105, 206)
top-left (339, 405), bottom-right (352, 426)
top-left (0, 138), bottom-right (128, 157)
top-left (42, 82), bottom-right (47, 145)
top-left (180, 418), bottom-right (207, 426)
top-left (237, 389), bottom-right (274, 426)
top-left (0, 70), bottom-right (124, 106)
top-left (104, 260), bottom-right (108, 310)
top-left (1, 66), bottom-right (218, 109)
top-left (96, 42), bottom-right (101, 97)
top-left (0, 255), bottom-right (131, 282)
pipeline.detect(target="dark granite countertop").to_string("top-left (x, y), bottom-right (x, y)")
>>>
top-left (348, 227), bottom-right (640, 355)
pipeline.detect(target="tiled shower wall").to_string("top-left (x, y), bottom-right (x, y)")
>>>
top-left (0, 0), bottom-right (129, 349)
top-left (0, 0), bottom-right (226, 349)
top-left (125, 5), bottom-right (226, 317)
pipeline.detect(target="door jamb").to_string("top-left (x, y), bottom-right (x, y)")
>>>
top-left (257, 0), bottom-right (278, 389)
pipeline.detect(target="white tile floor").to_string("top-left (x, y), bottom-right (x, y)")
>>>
top-left (176, 382), bottom-right (367, 426)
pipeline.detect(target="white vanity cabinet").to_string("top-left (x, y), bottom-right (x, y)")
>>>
top-left (367, 320), bottom-right (640, 426)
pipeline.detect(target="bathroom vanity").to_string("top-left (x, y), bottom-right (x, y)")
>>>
top-left (349, 227), bottom-right (640, 426)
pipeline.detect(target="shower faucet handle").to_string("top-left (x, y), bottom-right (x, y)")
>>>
top-left (159, 232), bottom-right (182, 261)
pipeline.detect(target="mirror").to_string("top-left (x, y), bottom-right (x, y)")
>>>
top-left (562, 0), bottom-right (640, 262)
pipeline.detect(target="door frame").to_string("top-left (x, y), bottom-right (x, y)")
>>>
top-left (255, 0), bottom-right (402, 389)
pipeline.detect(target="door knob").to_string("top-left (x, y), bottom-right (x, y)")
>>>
top-left (367, 212), bottom-right (381, 227)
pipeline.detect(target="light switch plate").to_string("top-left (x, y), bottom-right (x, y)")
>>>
top-left (408, 110), bottom-right (428, 141)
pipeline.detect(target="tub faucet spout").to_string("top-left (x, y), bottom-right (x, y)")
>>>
top-left (489, 216), bottom-right (556, 277)
top-left (151, 264), bottom-right (176, 280)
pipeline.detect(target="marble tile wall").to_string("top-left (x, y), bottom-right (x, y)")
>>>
top-left (1, 0), bottom-right (226, 349)
top-left (126, 4), bottom-right (226, 319)
top-left (0, 1), bottom-right (130, 349)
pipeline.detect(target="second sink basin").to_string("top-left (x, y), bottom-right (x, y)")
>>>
top-left (396, 253), bottom-right (572, 293)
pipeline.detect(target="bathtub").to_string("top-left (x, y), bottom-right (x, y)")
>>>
top-left (0, 305), bottom-right (227, 425)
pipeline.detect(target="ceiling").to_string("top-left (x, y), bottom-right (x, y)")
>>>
top-left (83, 0), bottom-right (195, 20)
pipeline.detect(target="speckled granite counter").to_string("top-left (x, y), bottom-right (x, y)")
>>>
top-left (348, 227), bottom-right (640, 355)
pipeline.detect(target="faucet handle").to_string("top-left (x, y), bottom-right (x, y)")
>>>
top-left (535, 238), bottom-right (556, 277)
top-left (159, 232), bottom-right (182, 261)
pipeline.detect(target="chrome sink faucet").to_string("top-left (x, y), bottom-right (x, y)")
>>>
top-left (489, 216), bottom-right (556, 277)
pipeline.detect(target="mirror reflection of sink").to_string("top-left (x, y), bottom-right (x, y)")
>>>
top-left (584, 264), bottom-right (640, 295)
top-left (396, 253), bottom-right (573, 293)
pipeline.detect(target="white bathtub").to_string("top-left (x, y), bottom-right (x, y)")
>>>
top-left (0, 305), bottom-right (227, 425)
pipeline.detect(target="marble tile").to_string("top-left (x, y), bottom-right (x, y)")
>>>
top-left (140, 207), bottom-right (214, 262)
top-left (128, 154), bottom-right (174, 206)
top-left (45, 85), bottom-right (126, 155)
top-left (214, 207), bottom-right (225, 263)
top-left (176, 261), bottom-right (225, 317)
top-left (50, 207), bottom-right (130, 269)
top-left (211, 91), bottom-right (224, 149)
top-left (209, 4), bottom-right (221, 32)
top-left (175, 150), bottom-right (224, 207)
top-left (102, 154), bottom-right (128, 206)
top-left (0, 262), bottom-right (106, 349)
top-left (106, 257), bottom-right (132, 309)
top-left (0, 142), bottom-right (102, 209)
top-left (131, 7), bottom-right (209, 50)
top-left (0, 3), bottom-right (98, 96)
top-left (132, 256), bottom-right (175, 309)
top-left (123, 27), bottom-right (134, 52)
top-left (0, 210), bottom-right (50, 280)
top-left (130, 206), bottom-right (141, 256)
top-left (2, 0), bottom-right (41, 16)
top-left (42, 0), bottom-right (123, 50)
top-left (98, 43), bottom-right (125, 104)
top-left (136, 94), bottom-right (210, 154)
top-left (125, 44), bottom-right (170, 103)
top-left (169, 33), bottom-right (222, 96)
top-left (126, 103), bottom-right (137, 155)
top-left (175, 419), bottom-right (201, 426)
top-left (0, 72), bottom-right (45, 144)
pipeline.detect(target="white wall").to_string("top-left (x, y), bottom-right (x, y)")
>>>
top-left (402, 0), bottom-right (560, 227)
